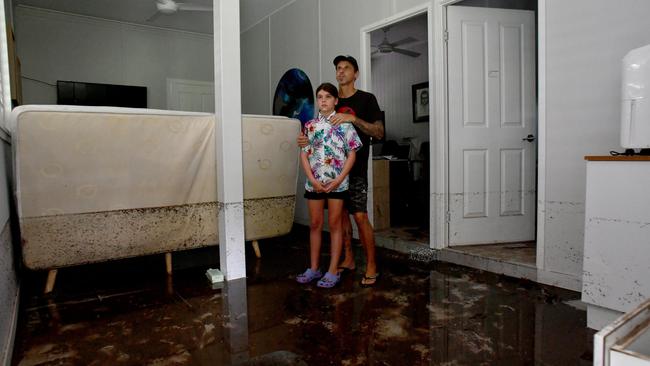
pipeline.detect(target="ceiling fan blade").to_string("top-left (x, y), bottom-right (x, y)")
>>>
top-left (391, 36), bottom-right (417, 47)
top-left (392, 48), bottom-right (421, 57)
top-left (177, 3), bottom-right (212, 11)
top-left (146, 11), bottom-right (163, 22)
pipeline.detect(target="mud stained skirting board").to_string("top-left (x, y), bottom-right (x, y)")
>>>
top-left (21, 196), bottom-right (295, 270)
top-left (0, 220), bottom-right (19, 366)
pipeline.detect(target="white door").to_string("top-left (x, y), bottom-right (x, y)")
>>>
top-left (167, 78), bottom-right (215, 113)
top-left (447, 6), bottom-right (536, 246)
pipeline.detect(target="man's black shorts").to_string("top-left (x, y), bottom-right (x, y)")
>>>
top-left (345, 175), bottom-right (368, 214)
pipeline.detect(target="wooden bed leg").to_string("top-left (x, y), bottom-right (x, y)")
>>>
top-left (166, 275), bottom-right (174, 296)
top-left (45, 269), bottom-right (57, 294)
top-left (165, 253), bottom-right (172, 275)
top-left (252, 240), bottom-right (261, 258)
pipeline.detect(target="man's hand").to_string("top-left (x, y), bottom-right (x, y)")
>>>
top-left (330, 113), bottom-right (356, 126)
top-left (296, 133), bottom-right (309, 148)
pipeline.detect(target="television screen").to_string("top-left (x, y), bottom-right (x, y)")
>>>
top-left (57, 81), bottom-right (147, 108)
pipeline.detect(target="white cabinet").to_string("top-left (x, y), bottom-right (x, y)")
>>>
top-left (594, 299), bottom-right (650, 366)
top-left (582, 157), bottom-right (650, 330)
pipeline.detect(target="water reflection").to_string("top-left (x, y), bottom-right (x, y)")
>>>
top-left (222, 277), bottom-right (249, 364)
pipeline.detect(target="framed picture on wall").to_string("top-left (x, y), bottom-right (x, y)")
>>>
top-left (412, 82), bottom-right (429, 123)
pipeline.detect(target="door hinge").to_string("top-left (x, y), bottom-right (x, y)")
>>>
top-left (443, 30), bottom-right (449, 42)
top-left (445, 211), bottom-right (451, 223)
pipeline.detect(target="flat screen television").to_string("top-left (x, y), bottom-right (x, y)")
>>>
top-left (57, 80), bottom-right (147, 108)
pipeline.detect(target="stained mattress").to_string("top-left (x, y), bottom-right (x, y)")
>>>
top-left (11, 105), bottom-right (300, 269)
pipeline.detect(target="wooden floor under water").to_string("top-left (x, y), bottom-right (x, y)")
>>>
top-left (13, 226), bottom-right (592, 365)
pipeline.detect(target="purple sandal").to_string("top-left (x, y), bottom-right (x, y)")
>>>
top-left (316, 272), bottom-right (340, 288)
top-left (296, 268), bottom-right (322, 284)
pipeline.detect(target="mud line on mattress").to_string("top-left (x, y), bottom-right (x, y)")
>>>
top-left (20, 196), bottom-right (296, 269)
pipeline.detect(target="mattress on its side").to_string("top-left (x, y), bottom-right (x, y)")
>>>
top-left (241, 114), bottom-right (300, 241)
top-left (12, 106), bottom-right (299, 269)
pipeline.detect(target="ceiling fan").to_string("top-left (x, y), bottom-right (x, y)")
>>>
top-left (371, 27), bottom-right (420, 57)
top-left (147, 0), bottom-right (212, 22)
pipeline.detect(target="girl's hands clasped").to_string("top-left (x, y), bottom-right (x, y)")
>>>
top-left (323, 177), bottom-right (343, 193)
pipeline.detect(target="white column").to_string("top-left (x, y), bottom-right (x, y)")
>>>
top-left (214, 0), bottom-right (246, 280)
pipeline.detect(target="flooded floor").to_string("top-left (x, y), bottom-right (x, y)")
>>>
top-left (376, 225), bottom-right (429, 244)
top-left (13, 226), bottom-right (594, 365)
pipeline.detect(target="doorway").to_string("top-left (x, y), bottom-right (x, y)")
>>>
top-left (444, 0), bottom-right (538, 268)
top-left (362, 8), bottom-right (432, 248)
top-left (167, 78), bottom-right (215, 113)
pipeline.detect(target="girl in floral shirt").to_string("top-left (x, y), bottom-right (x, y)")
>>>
top-left (296, 82), bottom-right (362, 288)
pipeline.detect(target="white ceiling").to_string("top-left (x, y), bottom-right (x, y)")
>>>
top-left (370, 13), bottom-right (428, 56)
top-left (13, 0), bottom-right (215, 34)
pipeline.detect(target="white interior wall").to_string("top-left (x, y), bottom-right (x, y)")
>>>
top-left (269, 0), bottom-right (319, 110)
top-left (540, 0), bottom-right (650, 288)
top-left (318, 0), bottom-right (393, 85)
top-left (371, 42), bottom-right (429, 144)
top-left (392, 0), bottom-right (429, 14)
top-left (14, 6), bottom-right (214, 109)
top-left (241, 18), bottom-right (270, 115)
top-left (239, 0), bottom-right (294, 31)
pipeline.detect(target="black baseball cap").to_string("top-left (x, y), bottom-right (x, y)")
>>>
top-left (333, 55), bottom-right (359, 71)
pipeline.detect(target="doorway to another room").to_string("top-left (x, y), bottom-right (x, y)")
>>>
top-left (366, 12), bottom-right (431, 249)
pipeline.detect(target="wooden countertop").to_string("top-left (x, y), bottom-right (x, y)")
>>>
top-left (585, 156), bottom-right (650, 161)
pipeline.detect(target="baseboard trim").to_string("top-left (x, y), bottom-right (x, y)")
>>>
top-left (537, 268), bottom-right (581, 292)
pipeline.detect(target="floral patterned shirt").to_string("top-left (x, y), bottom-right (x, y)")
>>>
top-left (302, 111), bottom-right (362, 192)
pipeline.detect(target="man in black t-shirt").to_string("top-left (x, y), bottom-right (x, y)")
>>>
top-left (298, 55), bottom-right (384, 286)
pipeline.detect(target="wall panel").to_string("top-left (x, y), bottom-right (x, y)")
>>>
top-left (269, 0), bottom-right (319, 99)
top-left (15, 6), bottom-right (214, 109)
top-left (543, 0), bottom-right (650, 278)
top-left (241, 19), bottom-right (270, 114)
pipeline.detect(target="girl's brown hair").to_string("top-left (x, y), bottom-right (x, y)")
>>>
top-left (315, 82), bottom-right (338, 99)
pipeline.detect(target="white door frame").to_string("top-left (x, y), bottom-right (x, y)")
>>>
top-left (535, 0), bottom-right (546, 271)
top-left (435, 0), bottom-right (543, 257)
top-left (360, 0), bottom-right (544, 259)
top-left (359, 3), bottom-right (438, 249)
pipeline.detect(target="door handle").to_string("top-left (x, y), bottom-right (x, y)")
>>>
top-left (522, 134), bottom-right (536, 142)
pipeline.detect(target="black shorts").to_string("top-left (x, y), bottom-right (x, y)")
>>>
top-left (304, 190), bottom-right (348, 200)
top-left (345, 175), bottom-right (368, 213)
